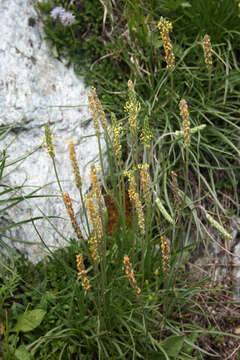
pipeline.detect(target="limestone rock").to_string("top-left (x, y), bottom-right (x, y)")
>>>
top-left (0, 0), bottom-right (101, 262)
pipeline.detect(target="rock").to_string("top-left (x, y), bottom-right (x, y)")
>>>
top-left (0, 0), bottom-right (102, 262)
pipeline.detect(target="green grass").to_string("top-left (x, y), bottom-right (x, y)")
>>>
top-left (1, 0), bottom-right (240, 358)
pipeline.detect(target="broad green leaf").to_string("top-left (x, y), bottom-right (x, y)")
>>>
top-left (15, 345), bottom-right (31, 360)
top-left (160, 335), bottom-right (184, 357)
top-left (13, 309), bottom-right (46, 333)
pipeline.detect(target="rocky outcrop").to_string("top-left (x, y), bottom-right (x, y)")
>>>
top-left (0, 0), bottom-right (100, 262)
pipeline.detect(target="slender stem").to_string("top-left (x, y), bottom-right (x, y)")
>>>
top-left (52, 158), bottom-right (63, 195)
top-left (208, 70), bottom-right (212, 97)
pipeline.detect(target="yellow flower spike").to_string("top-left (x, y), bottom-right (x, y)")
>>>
top-left (125, 169), bottom-right (145, 236)
top-left (62, 193), bottom-right (83, 240)
top-left (139, 164), bottom-right (151, 206)
top-left (44, 123), bottom-right (55, 159)
top-left (179, 99), bottom-right (191, 148)
top-left (76, 254), bottom-right (91, 292)
top-left (88, 234), bottom-right (100, 262)
top-left (86, 193), bottom-right (103, 242)
top-left (123, 255), bottom-right (141, 295)
top-left (158, 17), bottom-right (175, 69)
top-left (90, 164), bottom-right (102, 206)
top-left (68, 141), bottom-right (82, 190)
top-left (203, 34), bottom-right (213, 71)
top-left (140, 116), bottom-right (153, 148)
top-left (88, 87), bottom-right (106, 135)
top-left (110, 112), bottom-right (123, 160)
top-left (160, 235), bottom-right (170, 274)
top-left (124, 80), bottom-right (141, 134)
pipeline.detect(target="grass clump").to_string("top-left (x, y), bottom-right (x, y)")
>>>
top-left (1, 0), bottom-right (240, 358)
top-left (1, 81), bottom-right (239, 359)
top-left (37, 0), bottom-right (240, 204)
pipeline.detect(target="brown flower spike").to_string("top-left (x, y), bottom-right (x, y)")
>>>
top-left (88, 87), bottom-right (106, 135)
top-left (63, 193), bottom-right (83, 240)
top-left (76, 254), bottom-right (91, 292)
top-left (68, 141), bottom-right (82, 190)
top-left (123, 255), bottom-right (141, 295)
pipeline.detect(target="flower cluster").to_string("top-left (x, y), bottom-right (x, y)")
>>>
top-left (202, 34), bottom-right (212, 71)
top-left (158, 17), bottom-right (175, 69)
top-left (123, 255), bottom-right (141, 295)
top-left (179, 99), bottom-right (191, 148)
top-left (50, 6), bottom-right (76, 26)
top-left (76, 254), bottom-right (91, 292)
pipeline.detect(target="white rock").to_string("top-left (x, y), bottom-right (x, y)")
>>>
top-left (0, 0), bottom-right (103, 262)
